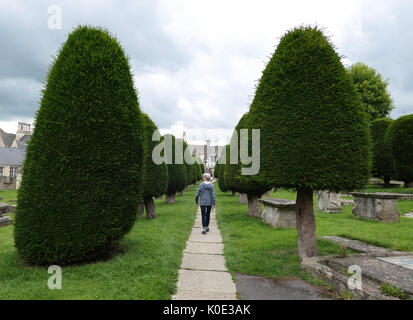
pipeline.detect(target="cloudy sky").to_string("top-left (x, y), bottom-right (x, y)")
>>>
top-left (0, 0), bottom-right (412, 145)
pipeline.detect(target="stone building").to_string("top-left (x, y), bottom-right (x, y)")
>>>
top-left (185, 133), bottom-right (224, 173)
top-left (0, 122), bottom-right (32, 190)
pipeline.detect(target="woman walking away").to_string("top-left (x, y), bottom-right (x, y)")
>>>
top-left (195, 173), bottom-right (216, 235)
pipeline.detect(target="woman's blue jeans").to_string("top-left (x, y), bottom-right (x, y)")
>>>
top-left (200, 206), bottom-right (212, 228)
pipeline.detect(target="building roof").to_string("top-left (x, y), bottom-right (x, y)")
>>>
top-left (15, 135), bottom-right (31, 148)
top-left (0, 148), bottom-right (26, 166)
top-left (0, 130), bottom-right (16, 148)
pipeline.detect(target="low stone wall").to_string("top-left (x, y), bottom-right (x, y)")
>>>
top-left (259, 198), bottom-right (296, 229)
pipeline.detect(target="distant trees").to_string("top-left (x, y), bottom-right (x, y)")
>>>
top-left (371, 118), bottom-right (394, 187)
top-left (348, 62), bottom-right (394, 121)
top-left (385, 114), bottom-right (413, 187)
top-left (15, 26), bottom-right (146, 265)
top-left (248, 26), bottom-right (370, 259)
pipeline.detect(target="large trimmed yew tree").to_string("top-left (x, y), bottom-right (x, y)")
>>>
top-left (249, 26), bottom-right (370, 259)
top-left (14, 26), bottom-right (146, 265)
top-left (225, 112), bottom-right (271, 217)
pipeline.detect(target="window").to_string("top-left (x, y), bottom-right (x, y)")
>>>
top-left (0, 167), bottom-right (3, 177)
top-left (10, 166), bottom-right (19, 178)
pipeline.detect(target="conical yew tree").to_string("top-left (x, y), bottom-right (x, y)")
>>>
top-left (142, 113), bottom-right (168, 219)
top-left (248, 26), bottom-right (370, 259)
top-left (14, 26), bottom-right (146, 265)
top-left (225, 112), bottom-right (272, 217)
top-left (385, 114), bottom-right (413, 187)
top-left (164, 134), bottom-right (187, 203)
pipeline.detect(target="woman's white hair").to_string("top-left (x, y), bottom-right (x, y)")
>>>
top-left (203, 173), bottom-right (211, 181)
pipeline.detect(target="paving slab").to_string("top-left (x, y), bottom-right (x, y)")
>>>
top-left (188, 234), bottom-right (223, 243)
top-left (181, 253), bottom-right (227, 271)
top-left (184, 241), bottom-right (224, 255)
top-left (175, 269), bottom-right (236, 293)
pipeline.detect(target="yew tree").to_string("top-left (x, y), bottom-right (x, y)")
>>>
top-left (248, 26), bottom-right (370, 259)
top-left (164, 134), bottom-right (187, 203)
top-left (14, 26), bottom-right (146, 265)
top-left (142, 113), bottom-right (168, 218)
top-left (225, 112), bottom-right (272, 217)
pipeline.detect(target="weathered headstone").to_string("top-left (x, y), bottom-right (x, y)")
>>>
top-left (239, 193), bottom-right (248, 204)
top-left (259, 198), bottom-right (296, 229)
top-left (316, 190), bottom-right (342, 213)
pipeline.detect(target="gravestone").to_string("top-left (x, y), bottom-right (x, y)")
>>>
top-left (239, 193), bottom-right (248, 204)
top-left (259, 198), bottom-right (296, 229)
top-left (0, 203), bottom-right (13, 227)
top-left (350, 192), bottom-right (413, 222)
top-left (316, 190), bottom-right (342, 213)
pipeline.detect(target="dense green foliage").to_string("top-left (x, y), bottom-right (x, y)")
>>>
top-left (14, 26), bottom-right (146, 265)
top-left (385, 114), bottom-right (413, 185)
top-left (348, 62), bottom-right (394, 121)
top-left (217, 145), bottom-right (230, 192)
top-left (142, 113), bottom-right (168, 198)
top-left (225, 112), bottom-right (271, 196)
top-left (248, 26), bottom-right (370, 192)
top-left (371, 118), bottom-right (394, 184)
top-left (182, 141), bottom-right (193, 186)
top-left (165, 134), bottom-right (187, 195)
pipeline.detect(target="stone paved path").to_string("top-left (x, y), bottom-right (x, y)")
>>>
top-left (172, 207), bottom-right (237, 300)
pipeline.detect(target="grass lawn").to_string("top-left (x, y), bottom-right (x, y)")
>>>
top-left (0, 186), bottom-right (197, 299)
top-left (0, 189), bottom-right (18, 203)
top-left (216, 186), bottom-right (413, 284)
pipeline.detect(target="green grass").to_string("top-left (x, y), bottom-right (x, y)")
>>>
top-left (0, 189), bottom-right (18, 203)
top-left (0, 186), bottom-right (198, 299)
top-left (216, 187), bottom-right (413, 282)
top-left (381, 282), bottom-right (406, 299)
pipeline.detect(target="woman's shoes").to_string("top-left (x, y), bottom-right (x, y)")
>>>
top-left (206, 227), bottom-right (210, 232)
top-left (202, 230), bottom-right (206, 235)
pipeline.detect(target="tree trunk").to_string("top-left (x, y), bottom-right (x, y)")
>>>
top-left (247, 194), bottom-right (261, 217)
top-left (384, 177), bottom-right (391, 188)
top-left (144, 197), bottom-right (157, 219)
top-left (296, 188), bottom-right (318, 260)
top-left (138, 200), bottom-right (145, 217)
top-left (166, 194), bottom-right (176, 204)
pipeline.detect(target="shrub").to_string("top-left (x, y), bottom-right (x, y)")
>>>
top-left (164, 134), bottom-right (187, 203)
top-left (217, 145), bottom-right (230, 192)
top-left (385, 114), bottom-right (413, 186)
top-left (14, 26), bottom-right (146, 265)
top-left (142, 113), bottom-right (168, 218)
top-left (225, 112), bottom-right (272, 216)
top-left (371, 118), bottom-right (394, 186)
top-left (248, 26), bottom-right (370, 258)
